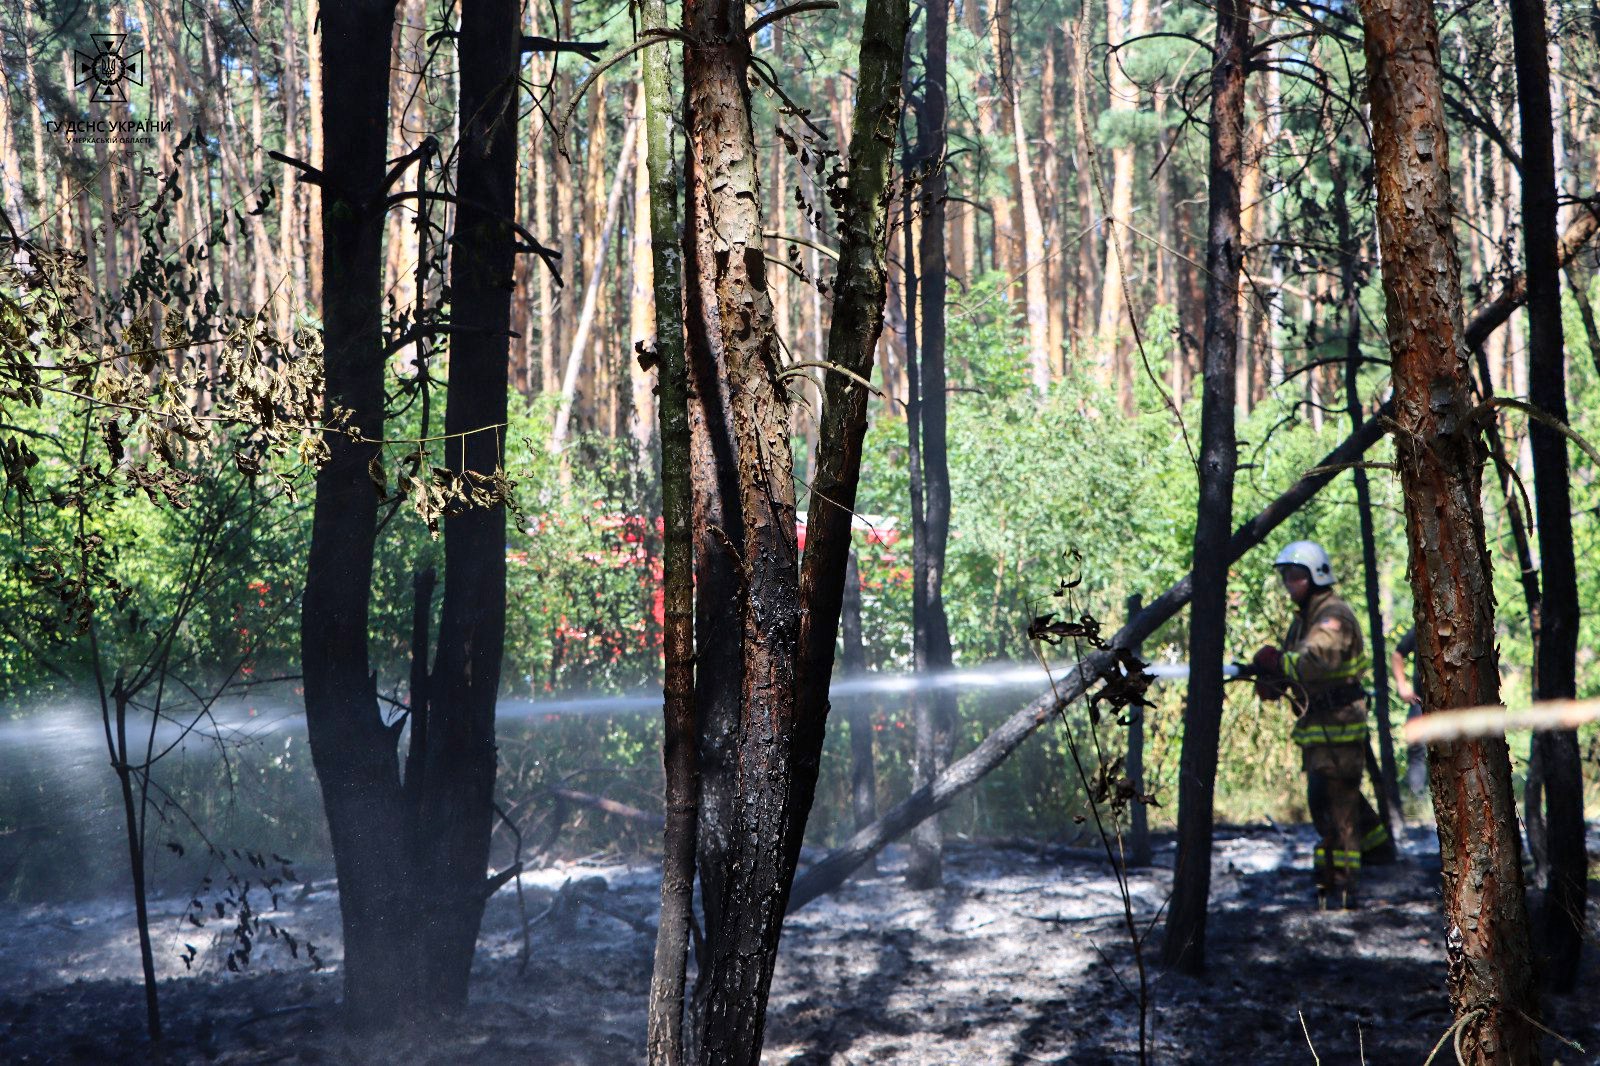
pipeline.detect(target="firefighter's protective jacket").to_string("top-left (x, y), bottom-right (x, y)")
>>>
top-left (1281, 587), bottom-right (1371, 754)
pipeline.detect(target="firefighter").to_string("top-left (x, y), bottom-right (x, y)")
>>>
top-left (1250, 540), bottom-right (1393, 908)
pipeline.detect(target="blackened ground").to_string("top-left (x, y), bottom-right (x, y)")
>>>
top-left (2, 825), bottom-right (1595, 1064)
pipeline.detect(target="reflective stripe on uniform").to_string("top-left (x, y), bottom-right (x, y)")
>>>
top-left (1312, 846), bottom-right (1362, 870)
top-left (1283, 651), bottom-right (1371, 683)
top-left (1362, 823), bottom-right (1391, 851)
top-left (1291, 720), bottom-right (1369, 747)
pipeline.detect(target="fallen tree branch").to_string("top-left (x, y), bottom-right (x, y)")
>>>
top-left (547, 786), bottom-right (665, 829)
top-left (786, 406), bottom-right (1388, 911)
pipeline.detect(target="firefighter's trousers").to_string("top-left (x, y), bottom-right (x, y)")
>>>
top-left (1303, 742), bottom-right (1387, 892)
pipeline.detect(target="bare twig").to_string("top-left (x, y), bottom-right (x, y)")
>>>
top-left (1298, 1011), bottom-right (1321, 1066)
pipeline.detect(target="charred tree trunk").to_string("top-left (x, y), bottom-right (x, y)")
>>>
top-left (1510, 0), bottom-right (1586, 994)
top-left (678, 0), bottom-right (908, 1057)
top-left (1358, 0), bottom-right (1542, 1057)
top-left (1161, 0), bottom-right (1250, 976)
top-left (301, 0), bottom-right (549, 1025)
top-left (906, 1), bottom-right (958, 887)
top-left (300, 0), bottom-right (424, 1028)
top-left (680, 2), bottom-right (802, 1058)
top-left (417, 0), bottom-right (522, 1008)
top-left (642, 0), bottom-right (697, 1056)
top-left (1124, 594), bottom-right (1151, 867)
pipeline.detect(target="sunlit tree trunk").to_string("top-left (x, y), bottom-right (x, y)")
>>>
top-left (979, 0), bottom-right (1018, 285)
top-left (989, 0), bottom-right (1050, 390)
top-left (1040, 33), bottom-right (1066, 374)
top-left (1161, 0), bottom-right (1249, 976)
top-left (278, 0), bottom-right (305, 318)
top-left (305, 0), bottom-right (324, 309)
top-left (629, 85), bottom-right (656, 456)
top-left (0, 52), bottom-right (27, 230)
top-left (1098, 0), bottom-right (1151, 410)
top-left (1357, 0), bottom-right (1541, 1056)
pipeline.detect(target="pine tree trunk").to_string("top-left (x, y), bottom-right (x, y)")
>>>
top-left (1160, 0), bottom-right (1250, 977)
top-left (1329, 146), bottom-right (1401, 830)
top-left (640, 0), bottom-right (697, 1056)
top-left (1098, 0), bottom-right (1151, 408)
top-left (300, 0), bottom-right (426, 1028)
top-left (980, 0), bottom-right (1019, 285)
top-left (682, 0), bottom-right (908, 1054)
top-left (278, 0), bottom-right (305, 318)
top-left (1357, 0), bottom-right (1542, 1056)
top-left (1510, 0), bottom-right (1586, 995)
top-left (681, 3), bottom-right (800, 1056)
top-left (995, 0), bottom-right (1051, 391)
top-left (553, 117), bottom-right (640, 451)
top-left (305, 0), bottom-right (324, 308)
top-left (907, 0), bottom-right (958, 890)
top-left (628, 84), bottom-right (656, 456)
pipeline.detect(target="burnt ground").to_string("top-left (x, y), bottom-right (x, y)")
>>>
top-left (2, 824), bottom-right (1596, 1064)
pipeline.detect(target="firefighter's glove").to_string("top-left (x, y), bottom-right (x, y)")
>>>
top-left (1252, 645), bottom-right (1289, 700)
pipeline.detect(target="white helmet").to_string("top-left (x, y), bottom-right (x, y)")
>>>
top-left (1275, 540), bottom-right (1335, 586)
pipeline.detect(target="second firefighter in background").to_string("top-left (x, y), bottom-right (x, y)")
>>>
top-left (1251, 540), bottom-right (1394, 908)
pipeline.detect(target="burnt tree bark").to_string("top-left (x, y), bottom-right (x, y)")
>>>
top-left (419, 0), bottom-right (522, 1007)
top-left (680, 0), bottom-right (908, 1057)
top-left (1160, 0), bottom-right (1250, 976)
top-left (300, 0), bottom-right (545, 1025)
top-left (301, 0), bottom-right (422, 1027)
top-left (906, 0), bottom-right (958, 890)
top-left (681, 1), bottom-right (801, 1052)
top-left (1510, 0), bottom-right (1586, 994)
top-left (1358, 0), bottom-right (1542, 1057)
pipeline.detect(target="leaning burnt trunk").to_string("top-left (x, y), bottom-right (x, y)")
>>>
top-left (415, 0), bottom-right (521, 1007)
top-left (1357, 0), bottom-right (1541, 1058)
top-left (300, 0), bottom-right (424, 1027)
top-left (1509, 0), bottom-right (1587, 994)
top-left (1160, 0), bottom-right (1250, 976)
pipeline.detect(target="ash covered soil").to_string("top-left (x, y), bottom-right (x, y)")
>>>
top-left (3, 825), bottom-right (1596, 1064)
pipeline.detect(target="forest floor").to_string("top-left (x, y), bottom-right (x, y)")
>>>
top-left (3, 823), bottom-right (1597, 1065)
